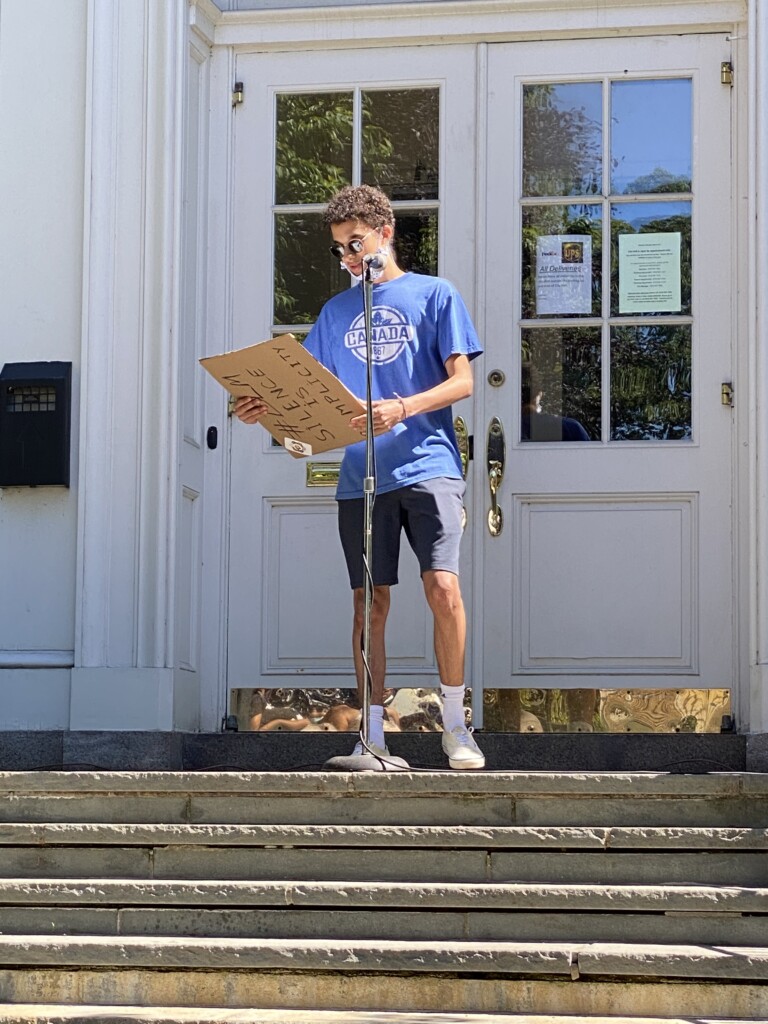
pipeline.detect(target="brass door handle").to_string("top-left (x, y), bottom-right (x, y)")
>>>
top-left (486, 416), bottom-right (505, 537)
top-left (454, 416), bottom-right (470, 480)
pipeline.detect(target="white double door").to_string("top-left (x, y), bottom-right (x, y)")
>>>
top-left (226, 35), bottom-right (735, 716)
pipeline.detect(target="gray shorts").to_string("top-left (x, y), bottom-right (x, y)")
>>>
top-left (338, 477), bottom-right (466, 590)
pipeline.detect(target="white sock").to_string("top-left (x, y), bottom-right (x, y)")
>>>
top-left (364, 705), bottom-right (386, 748)
top-left (440, 684), bottom-right (466, 732)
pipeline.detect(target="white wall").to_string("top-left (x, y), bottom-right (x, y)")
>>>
top-left (0, 0), bottom-right (87, 726)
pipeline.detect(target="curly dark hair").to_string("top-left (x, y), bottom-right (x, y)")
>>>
top-left (322, 184), bottom-right (395, 230)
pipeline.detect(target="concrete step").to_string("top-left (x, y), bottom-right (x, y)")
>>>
top-left (0, 879), bottom-right (765, 944)
top-left (1, 772), bottom-right (766, 1019)
top-left (1, 934), bottom-right (767, 978)
top-left (0, 771), bottom-right (765, 827)
top-left (0, 877), bottom-right (764, 912)
top-left (1, 822), bottom-right (766, 848)
top-left (0, 1011), bottom-right (761, 1024)
top-left (0, 844), bottom-right (765, 885)
top-left (1, 938), bottom-right (768, 1018)
top-left (0, 879), bottom-right (766, 944)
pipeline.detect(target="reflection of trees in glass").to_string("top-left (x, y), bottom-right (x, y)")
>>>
top-left (521, 327), bottom-right (601, 439)
top-left (522, 207), bottom-right (602, 318)
top-left (396, 212), bottom-right (438, 277)
top-left (275, 93), bottom-right (353, 205)
top-left (274, 214), bottom-right (343, 326)
top-left (610, 208), bottom-right (692, 316)
top-left (363, 89), bottom-right (439, 201)
top-left (274, 93), bottom-right (355, 323)
top-left (611, 325), bottom-right (691, 440)
top-left (523, 84), bottom-right (602, 197)
top-left (624, 167), bottom-right (691, 195)
top-left (273, 89), bottom-right (440, 324)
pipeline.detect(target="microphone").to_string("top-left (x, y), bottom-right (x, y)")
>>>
top-left (363, 249), bottom-right (389, 272)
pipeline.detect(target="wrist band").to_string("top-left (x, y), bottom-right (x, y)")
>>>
top-left (394, 393), bottom-right (408, 421)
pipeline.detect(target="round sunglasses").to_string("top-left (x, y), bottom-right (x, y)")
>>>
top-left (328, 228), bottom-right (379, 261)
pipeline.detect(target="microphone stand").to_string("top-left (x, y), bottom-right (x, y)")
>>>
top-left (359, 259), bottom-right (377, 754)
top-left (325, 256), bottom-right (408, 773)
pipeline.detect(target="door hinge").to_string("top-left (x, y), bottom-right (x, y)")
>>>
top-left (721, 381), bottom-right (734, 407)
top-left (232, 81), bottom-right (244, 107)
top-left (721, 61), bottom-right (734, 86)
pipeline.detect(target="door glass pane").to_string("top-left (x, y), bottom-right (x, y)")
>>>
top-left (362, 89), bottom-right (439, 200)
top-left (394, 209), bottom-right (439, 276)
top-left (523, 83), bottom-right (602, 197)
top-left (611, 324), bottom-right (692, 440)
top-left (273, 89), bottom-right (440, 329)
top-left (611, 202), bottom-right (691, 317)
top-left (611, 79), bottom-right (692, 195)
top-left (521, 326), bottom-right (601, 441)
top-left (522, 205), bottom-right (602, 318)
top-left (275, 92), bottom-right (353, 205)
top-left (274, 213), bottom-right (348, 325)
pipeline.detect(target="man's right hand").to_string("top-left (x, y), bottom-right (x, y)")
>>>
top-left (233, 396), bottom-right (269, 424)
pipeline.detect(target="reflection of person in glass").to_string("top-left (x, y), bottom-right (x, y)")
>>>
top-left (521, 362), bottom-right (590, 441)
top-left (234, 185), bottom-right (485, 771)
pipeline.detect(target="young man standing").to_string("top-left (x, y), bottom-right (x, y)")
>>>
top-left (235, 184), bottom-right (484, 770)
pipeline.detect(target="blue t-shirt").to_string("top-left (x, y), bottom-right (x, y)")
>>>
top-left (304, 272), bottom-right (482, 499)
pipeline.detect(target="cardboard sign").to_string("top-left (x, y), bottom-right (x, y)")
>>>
top-left (200, 334), bottom-right (364, 457)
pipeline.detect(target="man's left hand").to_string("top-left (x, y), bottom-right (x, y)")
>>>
top-left (350, 398), bottom-right (407, 436)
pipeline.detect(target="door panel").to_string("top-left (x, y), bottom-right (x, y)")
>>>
top-left (227, 46), bottom-right (478, 692)
top-left (516, 496), bottom-right (695, 670)
top-left (479, 35), bottom-right (733, 710)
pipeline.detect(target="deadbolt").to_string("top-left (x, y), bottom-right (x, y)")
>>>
top-left (488, 369), bottom-right (506, 388)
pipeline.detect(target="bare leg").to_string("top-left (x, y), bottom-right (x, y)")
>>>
top-left (422, 570), bottom-right (465, 687)
top-left (352, 585), bottom-right (390, 706)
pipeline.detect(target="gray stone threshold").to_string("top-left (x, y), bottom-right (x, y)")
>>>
top-left (0, 1009), bottom-right (759, 1024)
top-left (0, 1007), bottom-right (761, 1024)
top-left (0, 731), bottom-right (763, 773)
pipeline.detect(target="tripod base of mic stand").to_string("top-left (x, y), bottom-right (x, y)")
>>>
top-left (323, 751), bottom-right (410, 772)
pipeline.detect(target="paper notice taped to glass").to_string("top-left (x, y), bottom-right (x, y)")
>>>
top-left (619, 232), bottom-right (682, 314)
top-left (535, 235), bottom-right (592, 315)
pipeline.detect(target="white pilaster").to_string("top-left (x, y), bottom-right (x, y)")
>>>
top-left (72, 0), bottom-right (186, 730)
top-left (750, 0), bottom-right (768, 732)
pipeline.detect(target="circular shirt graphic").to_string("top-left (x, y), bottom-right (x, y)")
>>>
top-left (344, 306), bottom-right (414, 365)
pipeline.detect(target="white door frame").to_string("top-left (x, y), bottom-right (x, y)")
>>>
top-left (195, 0), bottom-right (757, 731)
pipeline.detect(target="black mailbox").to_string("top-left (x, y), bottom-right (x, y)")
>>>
top-left (0, 362), bottom-right (72, 486)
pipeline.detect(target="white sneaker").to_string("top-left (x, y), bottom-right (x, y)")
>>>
top-left (352, 740), bottom-right (390, 758)
top-left (441, 726), bottom-right (485, 770)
